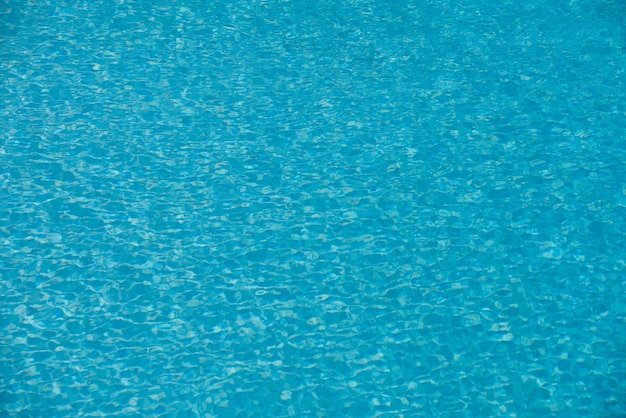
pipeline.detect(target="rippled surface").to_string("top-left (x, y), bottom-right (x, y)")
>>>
top-left (1, 0), bottom-right (625, 416)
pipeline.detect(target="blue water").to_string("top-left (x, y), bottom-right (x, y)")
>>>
top-left (1, 1), bottom-right (625, 416)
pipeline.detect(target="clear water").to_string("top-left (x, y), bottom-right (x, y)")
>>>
top-left (1, 1), bottom-right (625, 416)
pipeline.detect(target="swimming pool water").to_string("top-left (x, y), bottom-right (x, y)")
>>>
top-left (1, 0), bottom-right (625, 416)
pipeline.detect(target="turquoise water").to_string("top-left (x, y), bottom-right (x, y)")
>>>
top-left (1, 0), bottom-right (625, 416)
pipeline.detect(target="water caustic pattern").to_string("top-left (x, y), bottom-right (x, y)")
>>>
top-left (1, 0), bottom-right (625, 416)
